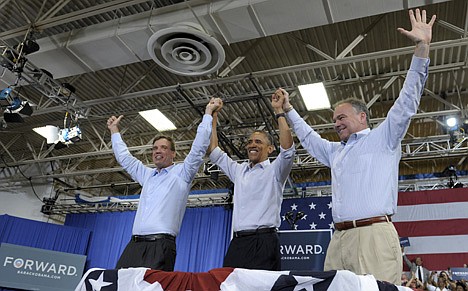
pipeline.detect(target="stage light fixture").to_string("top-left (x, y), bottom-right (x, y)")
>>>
top-left (446, 117), bottom-right (458, 128)
top-left (54, 111), bottom-right (83, 147)
top-left (33, 125), bottom-right (60, 144)
top-left (59, 83), bottom-right (76, 97)
top-left (1, 39), bottom-right (39, 73)
top-left (443, 165), bottom-right (464, 189)
top-left (58, 126), bottom-right (82, 145)
top-left (0, 50), bottom-right (16, 70)
top-left (18, 39), bottom-right (40, 55)
top-left (0, 88), bottom-right (12, 107)
top-left (0, 87), bottom-right (33, 123)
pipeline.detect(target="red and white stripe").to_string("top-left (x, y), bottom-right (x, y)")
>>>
top-left (393, 187), bottom-right (468, 270)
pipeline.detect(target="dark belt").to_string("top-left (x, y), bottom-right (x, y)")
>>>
top-left (334, 215), bottom-right (392, 231)
top-left (132, 234), bottom-right (175, 242)
top-left (234, 227), bottom-right (277, 238)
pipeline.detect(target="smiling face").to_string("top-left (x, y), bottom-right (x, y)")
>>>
top-left (332, 102), bottom-right (368, 142)
top-left (152, 138), bottom-right (176, 170)
top-left (245, 131), bottom-right (274, 166)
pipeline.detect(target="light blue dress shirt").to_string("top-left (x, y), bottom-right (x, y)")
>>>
top-left (111, 114), bottom-right (212, 236)
top-left (287, 56), bottom-right (429, 223)
top-left (209, 145), bottom-right (295, 231)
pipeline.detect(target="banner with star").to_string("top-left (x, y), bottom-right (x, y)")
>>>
top-left (280, 197), bottom-right (334, 231)
top-left (75, 267), bottom-right (412, 291)
top-left (278, 197), bottom-right (334, 271)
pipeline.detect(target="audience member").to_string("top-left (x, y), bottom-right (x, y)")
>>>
top-left (440, 270), bottom-right (457, 290)
top-left (427, 272), bottom-right (450, 291)
top-left (406, 272), bottom-right (424, 290)
top-left (402, 272), bottom-right (409, 286)
top-left (456, 281), bottom-right (468, 291)
top-left (403, 250), bottom-right (430, 284)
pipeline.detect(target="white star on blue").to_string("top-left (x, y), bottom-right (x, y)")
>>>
top-left (88, 272), bottom-right (113, 291)
top-left (280, 196), bottom-right (333, 232)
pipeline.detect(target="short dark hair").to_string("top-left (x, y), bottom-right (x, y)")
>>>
top-left (456, 282), bottom-right (467, 291)
top-left (250, 130), bottom-right (274, 145)
top-left (152, 135), bottom-right (175, 151)
top-left (334, 98), bottom-right (370, 127)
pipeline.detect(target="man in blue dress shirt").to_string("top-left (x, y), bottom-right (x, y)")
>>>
top-left (276, 9), bottom-right (435, 284)
top-left (107, 98), bottom-right (222, 271)
top-left (208, 94), bottom-right (296, 271)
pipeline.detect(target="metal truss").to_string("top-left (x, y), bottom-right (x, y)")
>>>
top-left (0, 133), bottom-right (466, 187)
top-left (204, 134), bottom-right (468, 172)
top-left (0, 37), bottom-right (466, 172)
top-left (39, 134), bottom-right (468, 215)
top-left (44, 174), bottom-right (468, 216)
top-left (0, 42), bottom-right (89, 119)
top-left (45, 193), bottom-right (232, 215)
top-left (402, 135), bottom-right (468, 160)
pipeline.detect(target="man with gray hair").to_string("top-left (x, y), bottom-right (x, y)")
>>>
top-left (276, 8), bottom-right (435, 284)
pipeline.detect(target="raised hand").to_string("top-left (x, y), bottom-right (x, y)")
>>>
top-left (107, 115), bottom-right (123, 133)
top-left (205, 97), bottom-right (223, 115)
top-left (272, 88), bottom-right (290, 112)
top-left (397, 9), bottom-right (436, 45)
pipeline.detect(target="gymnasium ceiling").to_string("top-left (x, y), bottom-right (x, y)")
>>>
top-left (0, 0), bottom-right (467, 199)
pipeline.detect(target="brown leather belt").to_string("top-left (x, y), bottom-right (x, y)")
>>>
top-left (334, 215), bottom-right (391, 231)
top-left (132, 234), bottom-right (175, 242)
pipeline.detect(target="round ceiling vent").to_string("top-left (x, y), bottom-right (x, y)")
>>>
top-left (147, 23), bottom-right (225, 77)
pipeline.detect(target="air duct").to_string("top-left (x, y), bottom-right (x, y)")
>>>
top-left (147, 23), bottom-right (225, 76)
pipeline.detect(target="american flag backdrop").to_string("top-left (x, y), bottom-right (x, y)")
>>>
top-left (278, 187), bottom-right (468, 271)
top-left (393, 187), bottom-right (468, 271)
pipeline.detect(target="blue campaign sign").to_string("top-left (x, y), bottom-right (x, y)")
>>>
top-left (0, 243), bottom-right (86, 291)
top-left (451, 268), bottom-right (468, 280)
top-left (400, 237), bottom-right (411, 247)
top-left (279, 229), bottom-right (332, 271)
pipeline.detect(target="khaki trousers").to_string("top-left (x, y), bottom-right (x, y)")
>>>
top-left (324, 221), bottom-right (402, 284)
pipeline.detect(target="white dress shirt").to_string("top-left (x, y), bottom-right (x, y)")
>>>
top-left (287, 56), bottom-right (429, 223)
top-left (209, 145), bottom-right (295, 232)
top-left (112, 114), bottom-right (212, 236)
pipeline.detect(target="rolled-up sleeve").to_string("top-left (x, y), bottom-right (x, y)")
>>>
top-left (275, 145), bottom-right (295, 183)
top-left (209, 146), bottom-right (240, 183)
top-left (181, 114), bottom-right (213, 182)
top-left (111, 133), bottom-right (153, 185)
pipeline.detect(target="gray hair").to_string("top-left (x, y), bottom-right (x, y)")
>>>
top-left (334, 98), bottom-right (370, 127)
